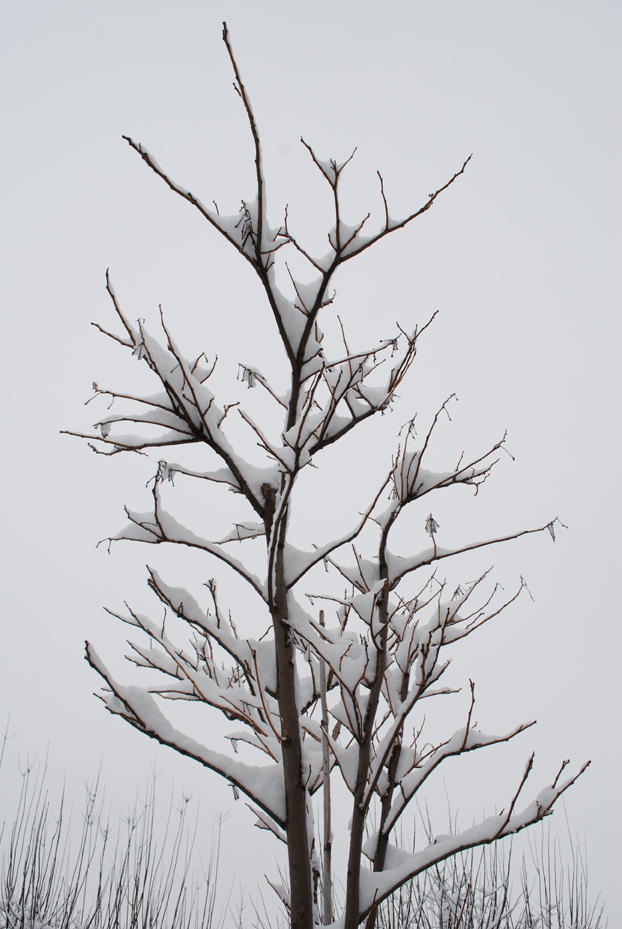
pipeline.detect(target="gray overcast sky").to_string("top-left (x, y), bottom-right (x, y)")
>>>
top-left (1, 0), bottom-right (620, 920)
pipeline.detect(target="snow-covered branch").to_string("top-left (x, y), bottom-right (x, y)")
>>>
top-left (299, 140), bottom-right (471, 265)
top-left (106, 474), bottom-right (268, 602)
top-left (85, 643), bottom-right (286, 827)
top-left (387, 521), bottom-right (562, 589)
top-left (357, 757), bottom-right (590, 922)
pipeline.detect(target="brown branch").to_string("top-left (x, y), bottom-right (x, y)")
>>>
top-left (344, 155), bottom-right (473, 263)
top-left (222, 22), bottom-right (264, 259)
top-left (389, 521), bottom-right (561, 590)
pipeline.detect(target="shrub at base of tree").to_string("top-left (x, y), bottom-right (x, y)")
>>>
top-left (0, 744), bottom-right (606, 929)
top-left (0, 741), bottom-right (224, 929)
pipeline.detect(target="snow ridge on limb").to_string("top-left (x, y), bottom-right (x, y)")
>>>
top-left (284, 476), bottom-right (391, 588)
top-left (64, 284), bottom-right (279, 516)
top-left (247, 803), bottom-right (287, 844)
top-left (119, 137), bottom-right (265, 265)
top-left (386, 520), bottom-right (563, 590)
top-left (107, 600), bottom-right (282, 761)
top-left (85, 643), bottom-right (286, 827)
top-left (297, 140), bottom-right (472, 264)
top-left (356, 756), bottom-right (590, 924)
top-left (299, 319), bottom-right (437, 458)
top-left (105, 469), bottom-right (267, 601)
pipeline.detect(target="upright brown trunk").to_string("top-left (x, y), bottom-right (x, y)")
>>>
top-left (343, 623), bottom-right (389, 929)
top-left (365, 665), bottom-right (410, 929)
top-left (319, 610), bottom-right (333, 926)
top-left (363, 741), bottom-right (402, 929)
top-left (272, 516), bottom-right (313, 929)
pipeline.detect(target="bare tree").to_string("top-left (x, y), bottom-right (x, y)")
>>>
top-left (65, 23), bottom-right (588, 929)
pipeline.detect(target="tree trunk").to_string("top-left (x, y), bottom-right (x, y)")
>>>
top-left (319, 610), bottom-right (333, 926)
top-left (272, 516), bottom-right (313, 929)
top-left (344, 623), bottom-right (389, 929)
top-left (366, 681), bottom-right (408, 929)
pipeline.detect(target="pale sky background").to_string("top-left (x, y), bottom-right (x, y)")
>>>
top-left (1, 0), bottom-right (620, 922)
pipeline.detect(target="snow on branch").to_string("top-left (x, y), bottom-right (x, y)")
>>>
top-left (385, 401), bottom-right (507, 512)
top-left (157, 462), bottom-right (243, 492)
top-left (238, 364), bottom-right (289, 409)
top-left (85, 642), bottom-right (286, 827)
top-left (299, 139), bottom-right (472, 264)
top-left (387, 520), bottom-right (564, 590)
top-left (67, 277), bottom-right (283, 517)
top-left (106, 472), bottom-right (267, 601)
top-left (110, 601), bottom-right (282, 760)
top-left (374, 698), bottom-right (536, 835)
top-left (146, 571), bottom-right (259, 680)
top-left (285, 477), bottom-right (392, 589)
top-left (247, 803), bottom-right (287, 844)
top-left (357, 756), bottom-right (590, 922)
top-left (306, 318), bottom-right (437, 456)
top-left (121, 134), bottom-right (263, 264)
